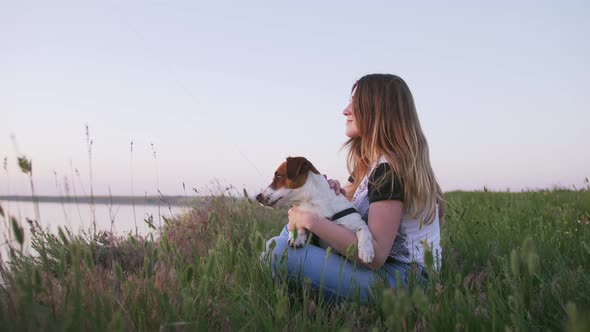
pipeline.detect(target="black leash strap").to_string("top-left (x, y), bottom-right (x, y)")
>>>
top-left (327, 207), bottom-right (359, 221)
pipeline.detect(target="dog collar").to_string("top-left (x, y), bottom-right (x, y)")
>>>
top-left (327, 207), bottom-right (359, 221)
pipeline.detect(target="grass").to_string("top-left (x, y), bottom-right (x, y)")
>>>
top-left (0, 188), bottom-right (589, 331)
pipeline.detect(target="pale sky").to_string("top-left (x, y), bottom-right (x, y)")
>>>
top-left (1, 1), bottom-right (589, 197)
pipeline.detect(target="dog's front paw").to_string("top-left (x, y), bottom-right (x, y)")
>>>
top-left (358, 241), bottom-right (375, 264)
top-left (288, 231), bottom-right (307, 248)
top-left (356, 228), bottom-right (375, 264)
top-left (293, 235), bottom-right (307, 248)
top-left (287, 237), bottom-right (296, 247)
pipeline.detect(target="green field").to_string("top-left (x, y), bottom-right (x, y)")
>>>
top-left (1, 189), bottom-right (589, 331)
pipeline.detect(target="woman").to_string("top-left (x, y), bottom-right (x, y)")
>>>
top-left (261, 74), bottom-right (444, 303)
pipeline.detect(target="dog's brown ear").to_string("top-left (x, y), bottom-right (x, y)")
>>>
top-left (286, 157), bottom-right (308, 180)
top-left (286, 156), bottom-right (320, 179)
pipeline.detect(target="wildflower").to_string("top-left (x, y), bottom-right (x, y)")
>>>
top-left (11, 217), bottom-right (24, 246)
top-left (17, 156), bottom-right (32, 174)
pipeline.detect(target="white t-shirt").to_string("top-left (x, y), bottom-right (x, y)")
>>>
top-left (351, 157), bottom-right (442, 271)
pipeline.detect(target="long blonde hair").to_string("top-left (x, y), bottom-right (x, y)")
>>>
top-left (343, 74), bottom-right (444, 224)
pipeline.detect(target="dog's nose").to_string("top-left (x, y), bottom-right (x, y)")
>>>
top-left (255, 193), bottom-right (263, 202)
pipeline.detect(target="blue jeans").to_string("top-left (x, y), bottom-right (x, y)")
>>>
top-left (260, 225), bottom-right (427, 304)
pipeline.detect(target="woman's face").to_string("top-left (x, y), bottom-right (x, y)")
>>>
top-left (343, 87), bottom-right (360, 138)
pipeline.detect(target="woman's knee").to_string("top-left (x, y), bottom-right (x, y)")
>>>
top-left (260, 236), bottom-right (289, 267)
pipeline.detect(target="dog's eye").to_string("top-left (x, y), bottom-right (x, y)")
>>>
top-left (274, 175), bottom-right (282, 182)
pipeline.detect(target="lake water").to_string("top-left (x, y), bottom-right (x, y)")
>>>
top-left (0, 200), bottom-right (186, 261)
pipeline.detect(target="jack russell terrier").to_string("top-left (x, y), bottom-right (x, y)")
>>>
top-left (256, 156), bottom-right (375, 263)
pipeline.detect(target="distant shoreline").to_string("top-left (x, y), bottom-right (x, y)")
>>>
top-left (0, 195), bottom-right (202, 206)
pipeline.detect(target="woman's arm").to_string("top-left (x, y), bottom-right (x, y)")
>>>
top-left (291, 200), bottom-right (402, 270)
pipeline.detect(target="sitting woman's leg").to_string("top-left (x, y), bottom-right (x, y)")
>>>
top-left (261, 225), bottom-right (413, 304)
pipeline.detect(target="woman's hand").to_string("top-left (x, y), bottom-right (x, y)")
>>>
top-left (324, 175), bottom-right (345, 195)
top-left (287, 207), bottom-right (321, 232)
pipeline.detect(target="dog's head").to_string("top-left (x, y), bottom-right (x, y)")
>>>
top-left (256, 156), bottom-right (320, 207)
